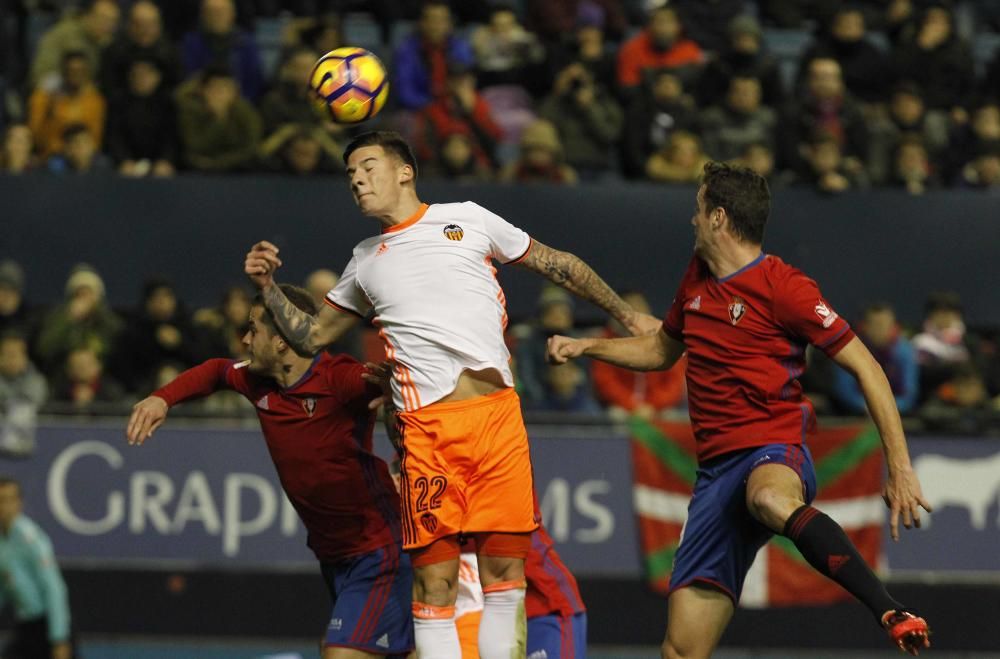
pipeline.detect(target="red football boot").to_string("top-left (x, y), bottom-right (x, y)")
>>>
top-left (882, 609), bottom-right (931, 655)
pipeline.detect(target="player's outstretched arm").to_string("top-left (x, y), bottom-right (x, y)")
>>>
top-left (245, 241), bottom-right (358, 354)
top-left (548, 328), bottom-right (684, 371)
top-left (832, 337), bottom-right (933, 541)
top-left (518, 240), bottom-right (659, 336)
top-left (127, 396), bottom-right (169, 445)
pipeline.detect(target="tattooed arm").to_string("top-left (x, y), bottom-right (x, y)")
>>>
top-left (245, 241), bottom-right (359, 355)
top-left (517, 240), bottom-right (660, 336)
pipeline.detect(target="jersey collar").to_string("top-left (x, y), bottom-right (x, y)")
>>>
top-left (714, 252), bottom-right (766, 283)
top-left (382, 203), bottom-right (429, 234)
top-left (284, 354), bottom-right (323, 391)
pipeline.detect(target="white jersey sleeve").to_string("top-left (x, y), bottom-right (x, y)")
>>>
top-left (325, 255), bottom-right (371, 316)
top-left (471, 202), bottom-right (532, 264)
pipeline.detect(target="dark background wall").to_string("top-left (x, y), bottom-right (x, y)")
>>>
top-left (3, 177), bottom-right (997, 325)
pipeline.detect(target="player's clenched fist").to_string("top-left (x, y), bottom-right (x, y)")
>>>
top-left (245, 241), bottom-right (283, 289)
top-left (547, 335), bottom-right (588, 364)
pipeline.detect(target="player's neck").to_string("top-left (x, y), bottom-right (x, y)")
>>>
top-left (703, 242), bottom-right (763, 280)
top-left (274, 357), bottom-right (313, 389)
top-left (376, 192), bottom-right (424, 229)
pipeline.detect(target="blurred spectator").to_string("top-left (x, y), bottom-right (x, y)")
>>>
top-left (35, 264), bottom-right (122, 379)
top-left (622, 69), bottom-right (696, 179)
top-left (546, 15), bottom-right (618, 98)
top-left (868, 82), bottom-right (950, 184)
top-left (984, 43), bottom-right (1000, 101)
top-left (155, 0), bottom-right (257, 40)
top-left (471, 5), bottom-right (545, 90)
top-left (832, 303), bottom-right (918, 416)
top-left (920, 364), bottom-right (994, 434)
top-left (645, 130), bottom-right (709, 184)
top-left (280, 13), bottom-right (341, 57)
top-left (304, 268), bottom-right (338, 304)
top-left (414, 63), bottom-right (501, 174)
top-left (498, 119), bottom-right (577, 184)
top-left (591, 291), bottom-right (686, 421)
top-left (699, 76), bottom-right (777, 162)
top-left (513, 285), bottom-right (579, 406)
top-left (193, 285), bottom-right (251, 359)
top-left (392, 1), bottom-right (474, 111)
top-left (888, 135), bottom-right (937, 195)
top-left (106, 58), bottom-right (179, 177)
top-left (912, 291), bottom-right (971, 401)
top-left (671, 0), bottom-right (746, 55)
top-left (890, 5), bottom-right (974, 114)
top-left (0, 333), bottom-right (47, 456)
top-left (51, 345), bottom-right (126, 409)
top-left (788, 130), bottom-right (868, 194)
top-left (0, 261), bottom-right (32, 337)
top-left (259, 47), bottom-right (325, 133)
top-left (46, 123), bottom-right (113, 175)
top-left (734, 142), bottom-right (777, 181)
top-left (531, 361), bottom-right (602, 414)
top-left (177, 65), bottom-right (262, 172)
top-left (111, 278), bottom-right (201, 393)
top-left (947, 101), bottom-right (1000, 181)
top-left (782, 57), bottom-right (869, 175)
top-left (259, 124), bottom-right (342, 176)
top-left (539, 63), bottom-right (623, 179)
top-left (0, 478), bottom-right (76, 658)
top-left (617, 6), bottom-right (705, 94)
top-left (798, 5), bottom-right (891, 104)
top-left (956, 145), bottom-right (1000, 189)
top-left (423, 132), bottom-right (493, 182)
top-left (27, 51), bottom-right (106, 158)
top-left (181, 0), bottom-right (264, 101)
top-left (696, 14), bottom-right (785, 109)
top-left (0, 124), bottom-right (38, 175)
top-left (100, 0), bottom-right (181, 98)
top-left (29, 0), bottom-right (120, 89)
top-left (526, 0), bottom-right (628, 44)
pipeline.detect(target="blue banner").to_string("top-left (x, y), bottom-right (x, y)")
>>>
top-left (4, 421), bottom-right (638, 574)
top-left (6, 422), bottom-right (993, 576)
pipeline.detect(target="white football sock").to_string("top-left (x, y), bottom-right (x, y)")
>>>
top-left (413, 603), bottom-right (461, 659)
top-left (478, 581), bottom-right (527, 659)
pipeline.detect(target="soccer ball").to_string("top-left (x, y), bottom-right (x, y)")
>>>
top-left (309, 47), bottom-right (389, 124)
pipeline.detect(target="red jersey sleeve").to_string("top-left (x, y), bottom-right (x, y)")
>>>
top-left (662, 257), bottom-right (700, 342)
top-left (153, 358), bottom-right (248, 406)
top-left (325, 355), bottom-right (381, 414)
top-left (772, 270), bottom-right (855, 357)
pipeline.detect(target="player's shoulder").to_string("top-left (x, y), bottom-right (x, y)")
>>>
top-left (316, 352), bottom-right (364, 373)
top-left (427, 201), bottom-right (495, 224)
top-left (12, 516), bottom-right (49, 546)
top-left (761, 254), bottom-right (813, 285)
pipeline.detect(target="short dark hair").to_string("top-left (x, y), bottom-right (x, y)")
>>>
top-left (251, 284), bottom-right (318, 341)
top-left (343, 130), bottom-right (418, 178)
top-left (861, 301), bottom-right (895, 318)
top-left (201, 62), bottom-right (235, 84)
top-left (61, 50), bottom-right (88, 66)
top-left (62, 123), bottom-right (91, 142)
top-left (924, 291), bottom-right (963, 316)
top-left (701, 161), bottom-right (770, 245)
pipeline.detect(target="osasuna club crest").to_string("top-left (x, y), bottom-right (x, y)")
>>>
top-left (443, 224), bottom-right (464, 241)
top-left (302, 398), bottom-right (316, 417)
top-left (728, 296), bottom-right (747, 325)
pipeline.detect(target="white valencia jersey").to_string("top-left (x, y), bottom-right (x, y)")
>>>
top-left (325, 202), bottom-right (532, 411)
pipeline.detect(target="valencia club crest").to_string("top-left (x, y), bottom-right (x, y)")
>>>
top-left (443, 224), bottom-right (464, 241)
top-left (728, 296), bottom-right (747, 325)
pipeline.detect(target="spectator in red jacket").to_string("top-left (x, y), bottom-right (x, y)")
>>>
top-left (414, 63), bottom-right (501, 173)
top-left (591, 290), bottom-right (686, 420)
top-left (617, 5), bottom-right (704, 95)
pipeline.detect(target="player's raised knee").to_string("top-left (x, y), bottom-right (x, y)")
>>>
top-left (661, 637), bottom-right (709, 659)
top-left (746, 485), bottom-right (791, 530)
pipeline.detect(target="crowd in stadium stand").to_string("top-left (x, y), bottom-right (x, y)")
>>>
top-left (0, 257), bottom-right (998, 450)
top-left (1, 1), bottom-right (999, 442)
top-left (1, 0), bottom-right (1000, 188)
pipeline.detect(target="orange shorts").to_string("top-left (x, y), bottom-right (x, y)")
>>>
top-left (397, 387), bottom-right (538, 550)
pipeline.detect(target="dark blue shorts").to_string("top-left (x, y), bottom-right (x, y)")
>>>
top-left (668, 443), bottom-right (816, 604)
top-left (527, 612), bottom-right (587, 659)
top-left (320, 544), bottom-right (414, 655)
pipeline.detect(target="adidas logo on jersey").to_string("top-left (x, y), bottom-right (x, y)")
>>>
top-left (256, 395), bottom-right (269, 410)
top-left (689, 295), bottom-right (701, 310)
top-left (376, 242), bottom-right (389, 256)
top-left (528, 651), bottom-right (548, 659)
top-left (376, 633), bottom-right (390, 648)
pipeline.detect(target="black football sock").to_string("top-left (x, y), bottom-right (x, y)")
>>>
top-left (783, 505), bottom-right (901, 622)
